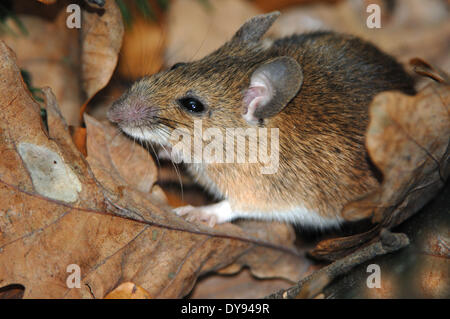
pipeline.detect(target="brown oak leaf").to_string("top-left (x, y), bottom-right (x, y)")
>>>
top-left (81, 0), bottom-right (124, 102)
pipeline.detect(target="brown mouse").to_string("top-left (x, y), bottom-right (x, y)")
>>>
top-left (107, 12), bottom-right (416, 228)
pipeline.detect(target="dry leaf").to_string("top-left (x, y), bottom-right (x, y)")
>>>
top-left (104, 282), bottom-right (151, 299)
top-left (81, 0), bottom-right (124, 102)
top-left (310, 80), bottom-right (449, 261)
top-left (190, 269), bottom-right (293, 299)
top-left (69, 127), bottom-right (87, 157)
top-left (345, 82), bottom-right (449, 224)
top-left (84, 114), bottom-right (160, 197)
top-left (0, 41), bottom-right (103, 298)
top-left (410, 58), bottom-right (450, 84)
top-left (225, 221), bottom-right (313, 281)
top-left (1, 10), bottom-right (82, 125)
top-left (3, 0), bottom-right (125, 125)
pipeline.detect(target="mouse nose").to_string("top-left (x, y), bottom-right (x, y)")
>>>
top-left (107, 97), bottom-right (156, 126)
top-left (107, 103), bottom-right (123, 124)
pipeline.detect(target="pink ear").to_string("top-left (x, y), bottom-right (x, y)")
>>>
top-left (242, 56), bottom-right (303, 124)
top-left (242, 81), bottom-right (272, 124)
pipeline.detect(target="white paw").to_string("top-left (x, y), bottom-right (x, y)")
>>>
top-left (173, 200), bottom-right (234, 228)
top-left (174, 205), bottom-right (218, 227)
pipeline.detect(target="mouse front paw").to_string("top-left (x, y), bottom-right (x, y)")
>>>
top-left (173, 200), bottom-right (234, 228)
top-left (174, 205), bottom-right (217, 227)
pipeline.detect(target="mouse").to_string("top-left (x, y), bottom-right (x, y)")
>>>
top-left (107, 12), bottom-right (416, 228)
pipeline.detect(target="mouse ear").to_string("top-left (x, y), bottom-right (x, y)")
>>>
top-left (243, 56), bottom-right (303, 124)
top-left (231, 11), bottom-right (280, 44)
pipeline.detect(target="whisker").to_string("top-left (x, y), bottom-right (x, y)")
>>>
top-left (154, 119), bottom-right (176, 130)
top-left (155, 135), bottom-right (184, 203)
top-left (110, 126), bottom-right (124, 143)
top-left (139, 126), bottom-right (161, 169)
top-left (126, 132), bottom-right (138, 163)
top-left (154, 116), bottom-right (189, 128)
top-left (148, 140), bottom-right (161, 168)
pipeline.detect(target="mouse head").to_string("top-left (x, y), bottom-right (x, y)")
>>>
top-left (108, 11), bottom-right (303, 147)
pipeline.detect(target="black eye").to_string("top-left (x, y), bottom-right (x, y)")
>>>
top-left (170, 62), bottom-right (186, 70)
top-left (178, 97), bottom-right (206, 114)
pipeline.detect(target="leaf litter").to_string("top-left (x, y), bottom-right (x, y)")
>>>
top-left (0, 0), bottom-right (449, 299)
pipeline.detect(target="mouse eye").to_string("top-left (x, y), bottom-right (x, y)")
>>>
top-left (170, 62), bottom-right (186, 70)
top-left (177, 97), bottom-right (206, 114)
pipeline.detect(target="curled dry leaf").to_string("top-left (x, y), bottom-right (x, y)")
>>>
top-left (310, 80), bottom-right (449, 261)
top-left (0, 10), bottom-right (81, 126)
top-left (2, 0), bottom-right (124, 125)
top-left (346, 82), bottom-right (449, 224)
top-left (0, 42), bottom-right (307, 298)
top-left (81, 0), bottom-right (124, 103)
top-left (410, 58), bottom-right (450, 85)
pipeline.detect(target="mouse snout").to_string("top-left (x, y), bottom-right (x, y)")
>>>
top-left (107, 96), bottom-right (157, 127)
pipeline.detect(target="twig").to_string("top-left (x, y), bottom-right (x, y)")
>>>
top-left (266, 229), bottom-right (410, 299)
